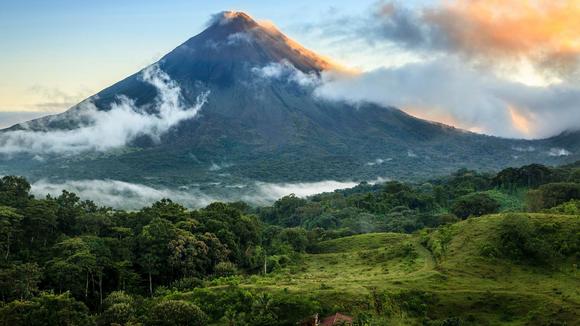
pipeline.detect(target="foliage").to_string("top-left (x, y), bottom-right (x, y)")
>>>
top-left (451, 193), bottom-right (500, 219)
top-left (0, 162), bottom-right (577, 324)
top-left (526, 183), bottom-right (580, 211)
top-left (547, 199), bottom-right (580, 215)
top-left (147, 300), bottom-right (208, 326)
top-left (489, 214), bottom-right (580, 265)
top-left (0, 292), bottom-right (94, 326)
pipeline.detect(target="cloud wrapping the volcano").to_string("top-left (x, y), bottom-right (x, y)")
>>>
top-left (0, 65), bottom-right (209, 155)
top-left (314, 58), bottom-right (580, 138)
top-left (252, 60), bottom-right (321, 87)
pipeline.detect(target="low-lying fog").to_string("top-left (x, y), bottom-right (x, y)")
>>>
top-left (30, 178), bottom-right (387, 210)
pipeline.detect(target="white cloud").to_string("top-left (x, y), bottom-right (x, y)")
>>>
top-left (366, 158), bottom-right (392, 166)
top-left (227, 32), bottom-right (253, 45)
top-left (208, 162), bottom-right (233, 171)
top-left (314, 58), bottom-right (580, 139)
top-left (512, 146), bottom-right (535, 152)
top-left (252, 60), bottom-right (321, 87)
top-left (251, 180), bottom-right (358, 202)
top-left (31, 179), bottom-right (218, 210)
top-left (548, 148), bottom-right (571, 157)
top-left (0, 65), bottom-right (209, 155)
top-left (30, 178), bottom-right (389, 210)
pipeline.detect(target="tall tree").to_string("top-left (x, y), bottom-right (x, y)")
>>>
top-left (137, 218), bottom-right (176, 296)
top-left (0, 206), bottom-right (22, 260)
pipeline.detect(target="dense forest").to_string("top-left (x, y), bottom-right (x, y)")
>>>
top-left (0, 162), bottom-right (579, 325)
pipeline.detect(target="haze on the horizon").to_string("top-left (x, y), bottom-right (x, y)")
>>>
top-left (1, 0), bottom-right (579, 139)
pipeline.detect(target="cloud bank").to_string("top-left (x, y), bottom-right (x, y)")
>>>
top-left (314, 58), bottom-right (580, 138)
top-left (0, 65), bottom-right (209, 155)
top-left (296, 1), bottom-right (580, 139)
top-left (31, 178), bottom-right (371, 210)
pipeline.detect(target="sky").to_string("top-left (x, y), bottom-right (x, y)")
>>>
top-left (1, 0), bottom-right (579, 139)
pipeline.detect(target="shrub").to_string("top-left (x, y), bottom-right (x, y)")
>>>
top-left (496, 214), bottom-right (557, 264)
top-left (547, 199), bottom-right (580, 215)
top-left (148, 300), bottom-right (208, 326)
top-left (100, 291), bottom-right (136, 325)
top-left (0, 292), bottom-right (95, 326)
top-left (170, 277), bottom-right (204, 291)
top-left (214, 261), bottom-right (238, 277)
top-left (451, 193), bottom-right (500, 219)
top-left (526, 183), bottom-right (580, 211)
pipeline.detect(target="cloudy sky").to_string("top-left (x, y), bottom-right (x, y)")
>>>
top-left (1, 0), bottom-right (579, 139)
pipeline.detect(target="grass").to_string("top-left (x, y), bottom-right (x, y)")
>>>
top-left (236, 213), bottom-right (580, 325)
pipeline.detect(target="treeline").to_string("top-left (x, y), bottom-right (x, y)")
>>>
top-left (259, 163), bottom-right (580, 237)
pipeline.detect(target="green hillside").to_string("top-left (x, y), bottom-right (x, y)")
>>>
top-left (0, 163), bottom-right (578, 325)
top-left (230, 213), bottom-right (579, 325)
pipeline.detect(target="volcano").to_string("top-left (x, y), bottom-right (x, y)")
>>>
top-left (1, 11), bottom-right (579, 185)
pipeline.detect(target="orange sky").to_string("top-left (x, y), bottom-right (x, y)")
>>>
top-left (427, 0), bottom-right (580, 78)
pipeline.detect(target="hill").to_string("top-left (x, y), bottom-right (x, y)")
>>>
top-left (230, 213), bottom-right (580, 325)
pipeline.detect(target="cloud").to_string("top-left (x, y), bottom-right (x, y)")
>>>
top-left (252, 180), bottom-right (358, 201)
top-left (31, 179), bottom-right (219, 210)
top-left (548, 148), bottom-right (572, 157)
top-left (208, 162), bottom-right (233, 172)
top-left (314, 57), bottom-right (580, 138)
top-left (370, 0), bottom-right (580, 80)
top-left (366, 158), bottom-right (392, 166)
top-left (288, 1), bottom-right (580, 138)
top-left (226, 32), bottom-right (254, 45)
top-left (207, 11), bottom-right (255, 27)
top-left (369, 1), bottom-right (446, 50)
top-left (205, 31), bottom-right (255, 50)
top-left (0, 65), bottom-right (209, 155)
top-left (512, 146), bottom-right (535, 152)
top-left (27, 85), bottom-right (88, 109)
top-left (30, 178), bottom-right (384, 210)
top-left (252, 60), bottom-right (321, 87)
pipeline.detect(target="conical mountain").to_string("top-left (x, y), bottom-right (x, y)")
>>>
top-left (1, 11), bottom-right (578, 184)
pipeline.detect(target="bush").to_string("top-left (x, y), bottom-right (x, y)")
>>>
top-left (0, 292), bottom-right (95, 326)
top-left (276, 228), bottom-right (309, 252)
top-left (100, 291), bottom-right (136, 325)
top-left (214, 261), bottom-right (238, 277)
top-left (148, 300), bottom-right (208, 326)
top-left (170, 277), bottom-right (204, 291)
top-left (547, 199), bottom-right (580, 215)
top-left (526, 183), bottom-right (580, 211)
top-left (451, 193), bottom-right (500, 219)
top-left (266, 255), bottom-right (291, 273)
top-left (496, 215), bottom-right (557, 264)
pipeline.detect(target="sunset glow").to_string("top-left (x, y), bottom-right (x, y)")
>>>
top-left (427, 0), bottom-right (580, 76)
top-left (508, 105), bottom-right (533, 136)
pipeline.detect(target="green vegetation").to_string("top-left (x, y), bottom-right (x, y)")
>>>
top-left (0, 162), bottom-right (578, 325)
